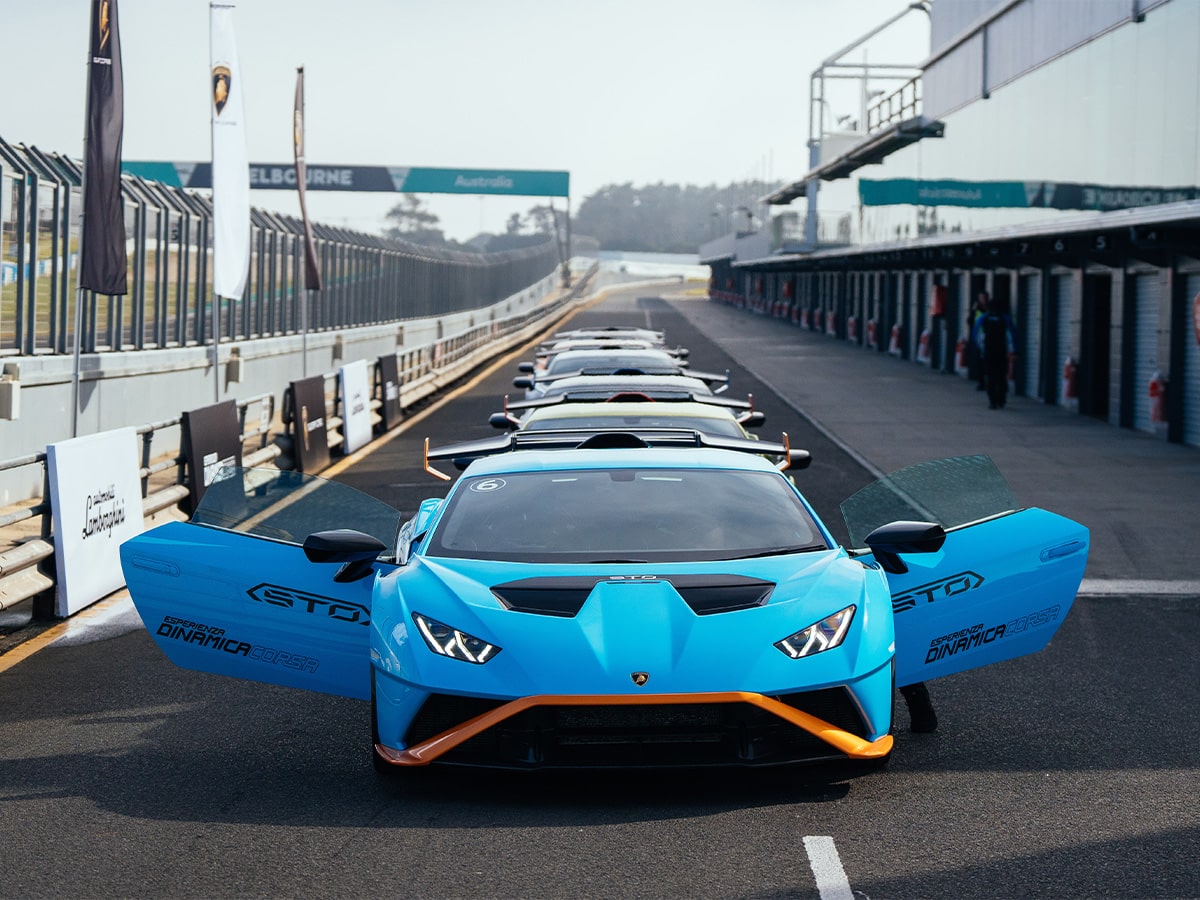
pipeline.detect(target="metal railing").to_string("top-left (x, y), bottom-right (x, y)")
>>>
top-left (866, 75), bottom-right (922, 133)
top-left (1, 136), bottom-right (559, 356)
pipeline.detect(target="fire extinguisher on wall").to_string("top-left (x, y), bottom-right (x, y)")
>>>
top-left (1062, 357), bottom-right (1078, 400)
top-left (1149, 371), bottom-right (1168, 423)
top-left (954, 338), bottom-right (967, 374)
top-left (889, 323), bottom-right (902, 356)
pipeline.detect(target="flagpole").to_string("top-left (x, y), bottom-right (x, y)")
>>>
top-left (293, 64), bottom-right (321, 376)
top-left (72, 13), bottom-right (93, 439)
top-left (210, 2), bottom-right (220, 403)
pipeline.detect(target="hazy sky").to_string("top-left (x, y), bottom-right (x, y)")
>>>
top-left (3, 0), bottom-right (929, 241)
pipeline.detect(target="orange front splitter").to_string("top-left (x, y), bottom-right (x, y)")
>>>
top-left (375, 691), bottom-right (893, 766)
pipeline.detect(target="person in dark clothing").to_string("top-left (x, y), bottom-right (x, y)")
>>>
top-left (972, 296), bottom-right (1017, 409)
top-left (967, 292), bottom-right (989, 391)
top-left (900, 682), bottom-right (938, 733)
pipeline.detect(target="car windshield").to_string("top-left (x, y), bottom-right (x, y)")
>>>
top-left (426, 467), bottom-right (828, 563)
top-left (523, 414), bottom-right (745, 437)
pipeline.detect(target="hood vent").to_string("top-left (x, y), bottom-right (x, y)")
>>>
top-left (491, 575), bottom-right (774, 617)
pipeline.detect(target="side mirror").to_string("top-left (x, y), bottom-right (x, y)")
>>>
top-left (863, 520), bottom-right (946, 575)
top-left (489, 412), bottom-right (519, 430)
top-left (513, 376), bottom-right (533, 390)
top-left (674, 347), bottom-right (689, 359)
top-left (303, 529), bottom-right (385, 582)
top-left (738, 410), bottom-right (767, 428)
top-left (517, 361), bottom-right (535, 374)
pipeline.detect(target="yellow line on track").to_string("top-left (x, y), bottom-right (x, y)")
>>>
top-left (0, 593), bottom-right (129, 675)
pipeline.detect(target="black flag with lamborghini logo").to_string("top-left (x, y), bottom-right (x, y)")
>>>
top-left (81, 0), bottom-right (127, 295)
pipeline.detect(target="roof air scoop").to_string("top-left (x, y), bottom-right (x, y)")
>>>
top-left (576, 433), bottom-right (649, 449)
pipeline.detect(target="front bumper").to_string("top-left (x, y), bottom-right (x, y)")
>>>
top-left (376, 688), bottom-right (893, 770)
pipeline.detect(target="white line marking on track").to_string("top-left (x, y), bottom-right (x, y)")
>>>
top-left (804, 835), bottom-right (855, 900)
top-left (1078, 578), bottom-right (1200, 597)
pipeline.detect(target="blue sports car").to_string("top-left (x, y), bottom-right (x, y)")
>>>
top-left (120, 435), bottom-right (1088, 772)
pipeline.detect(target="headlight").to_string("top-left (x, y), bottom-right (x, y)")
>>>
top-left (774, 605), bottom-right (855, 659)
top-left (413, 613), bottom-right (501, 664)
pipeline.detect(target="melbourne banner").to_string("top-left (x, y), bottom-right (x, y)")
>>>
top-left (210, 4), bottom-right (250, 300)
top-left (81, 0), bottom-right (127, 295)
top-left (123, 161), bottom-right (570, 197)
top-left (860, 178), bottom-right (1200, 211)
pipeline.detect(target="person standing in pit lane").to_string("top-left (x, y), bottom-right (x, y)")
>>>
top-left (967, 292), bottom-right (989, 392)
top-left (972, 295), bottom-right (1017, 410)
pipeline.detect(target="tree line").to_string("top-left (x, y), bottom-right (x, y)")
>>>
top-left (383, 180), bottom-right (778, 254)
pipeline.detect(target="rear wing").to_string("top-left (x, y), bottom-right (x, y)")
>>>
top-left (533, 341), bottom-right (686, 358)
top-left (491, 391), bottom-right (761, 429)
top-left (423, 428), bottom-right (810, 480)
top-left (552, 327), bottom-right (665, 340)
top-left (515, 366), bottom-right (729, 391)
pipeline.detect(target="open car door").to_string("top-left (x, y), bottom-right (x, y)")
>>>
top-left (841, 456), bottom-right (1089, 687)
top-left (120, 467), bottom-right (402, 700)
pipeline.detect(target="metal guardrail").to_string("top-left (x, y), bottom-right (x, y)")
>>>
top-left (866, 75), bottom-right (922, 133)
top-left (288, 263), bottom-right (600, 455)
top-left (0, 392), bottom-right (276, 615)
top-left (0, 262), bottom-right (599, 619)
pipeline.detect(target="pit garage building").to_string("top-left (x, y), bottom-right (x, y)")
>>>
top-left (704, 0), bottom-right (1200, 447)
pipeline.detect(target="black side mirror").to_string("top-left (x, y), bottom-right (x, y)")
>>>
top-left (517, 361), bottom-right (535, 374)
top-left (303, 529), bottom-right (386, 582)
top-left (513, 376), bottom-right (533, 390)
top-left (489, 412), bottom-right (519, 430)
top-left (863, 520), bottom-right (946, 575)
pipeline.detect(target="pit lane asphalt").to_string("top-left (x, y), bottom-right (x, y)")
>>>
top-left (1, 281), bottom-right (1197, 899)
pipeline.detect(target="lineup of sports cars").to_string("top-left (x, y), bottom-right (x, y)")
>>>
top-left (120, 324), bottom-right (1090, 774)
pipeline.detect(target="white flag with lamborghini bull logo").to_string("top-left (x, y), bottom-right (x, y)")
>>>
top-left (210, 3), bottom-right (249, 300)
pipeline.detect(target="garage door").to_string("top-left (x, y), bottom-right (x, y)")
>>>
top-left (1054, 274), bottom-right (1074, 407)
top-left (1132, 273), bottom-right (1163, 434)
top-left (1184, 274), bottom-right (1200, 447)
top-left (1020, 273), bottom-right (1042, 399)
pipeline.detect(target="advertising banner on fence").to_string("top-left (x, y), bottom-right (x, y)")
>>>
top-left (47, 427), bottom-right (144, 616)
top-left (377, 354), bottom-right (403, 431)
top-left (181, 399), bottom-right (242, 512)
top-left (339, 359), bottom-right (373, 455)
top-left (289, 375), bottom-right (329, 473)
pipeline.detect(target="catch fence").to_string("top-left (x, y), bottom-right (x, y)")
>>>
top-left (0, 135), bottom-right (559, 356)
